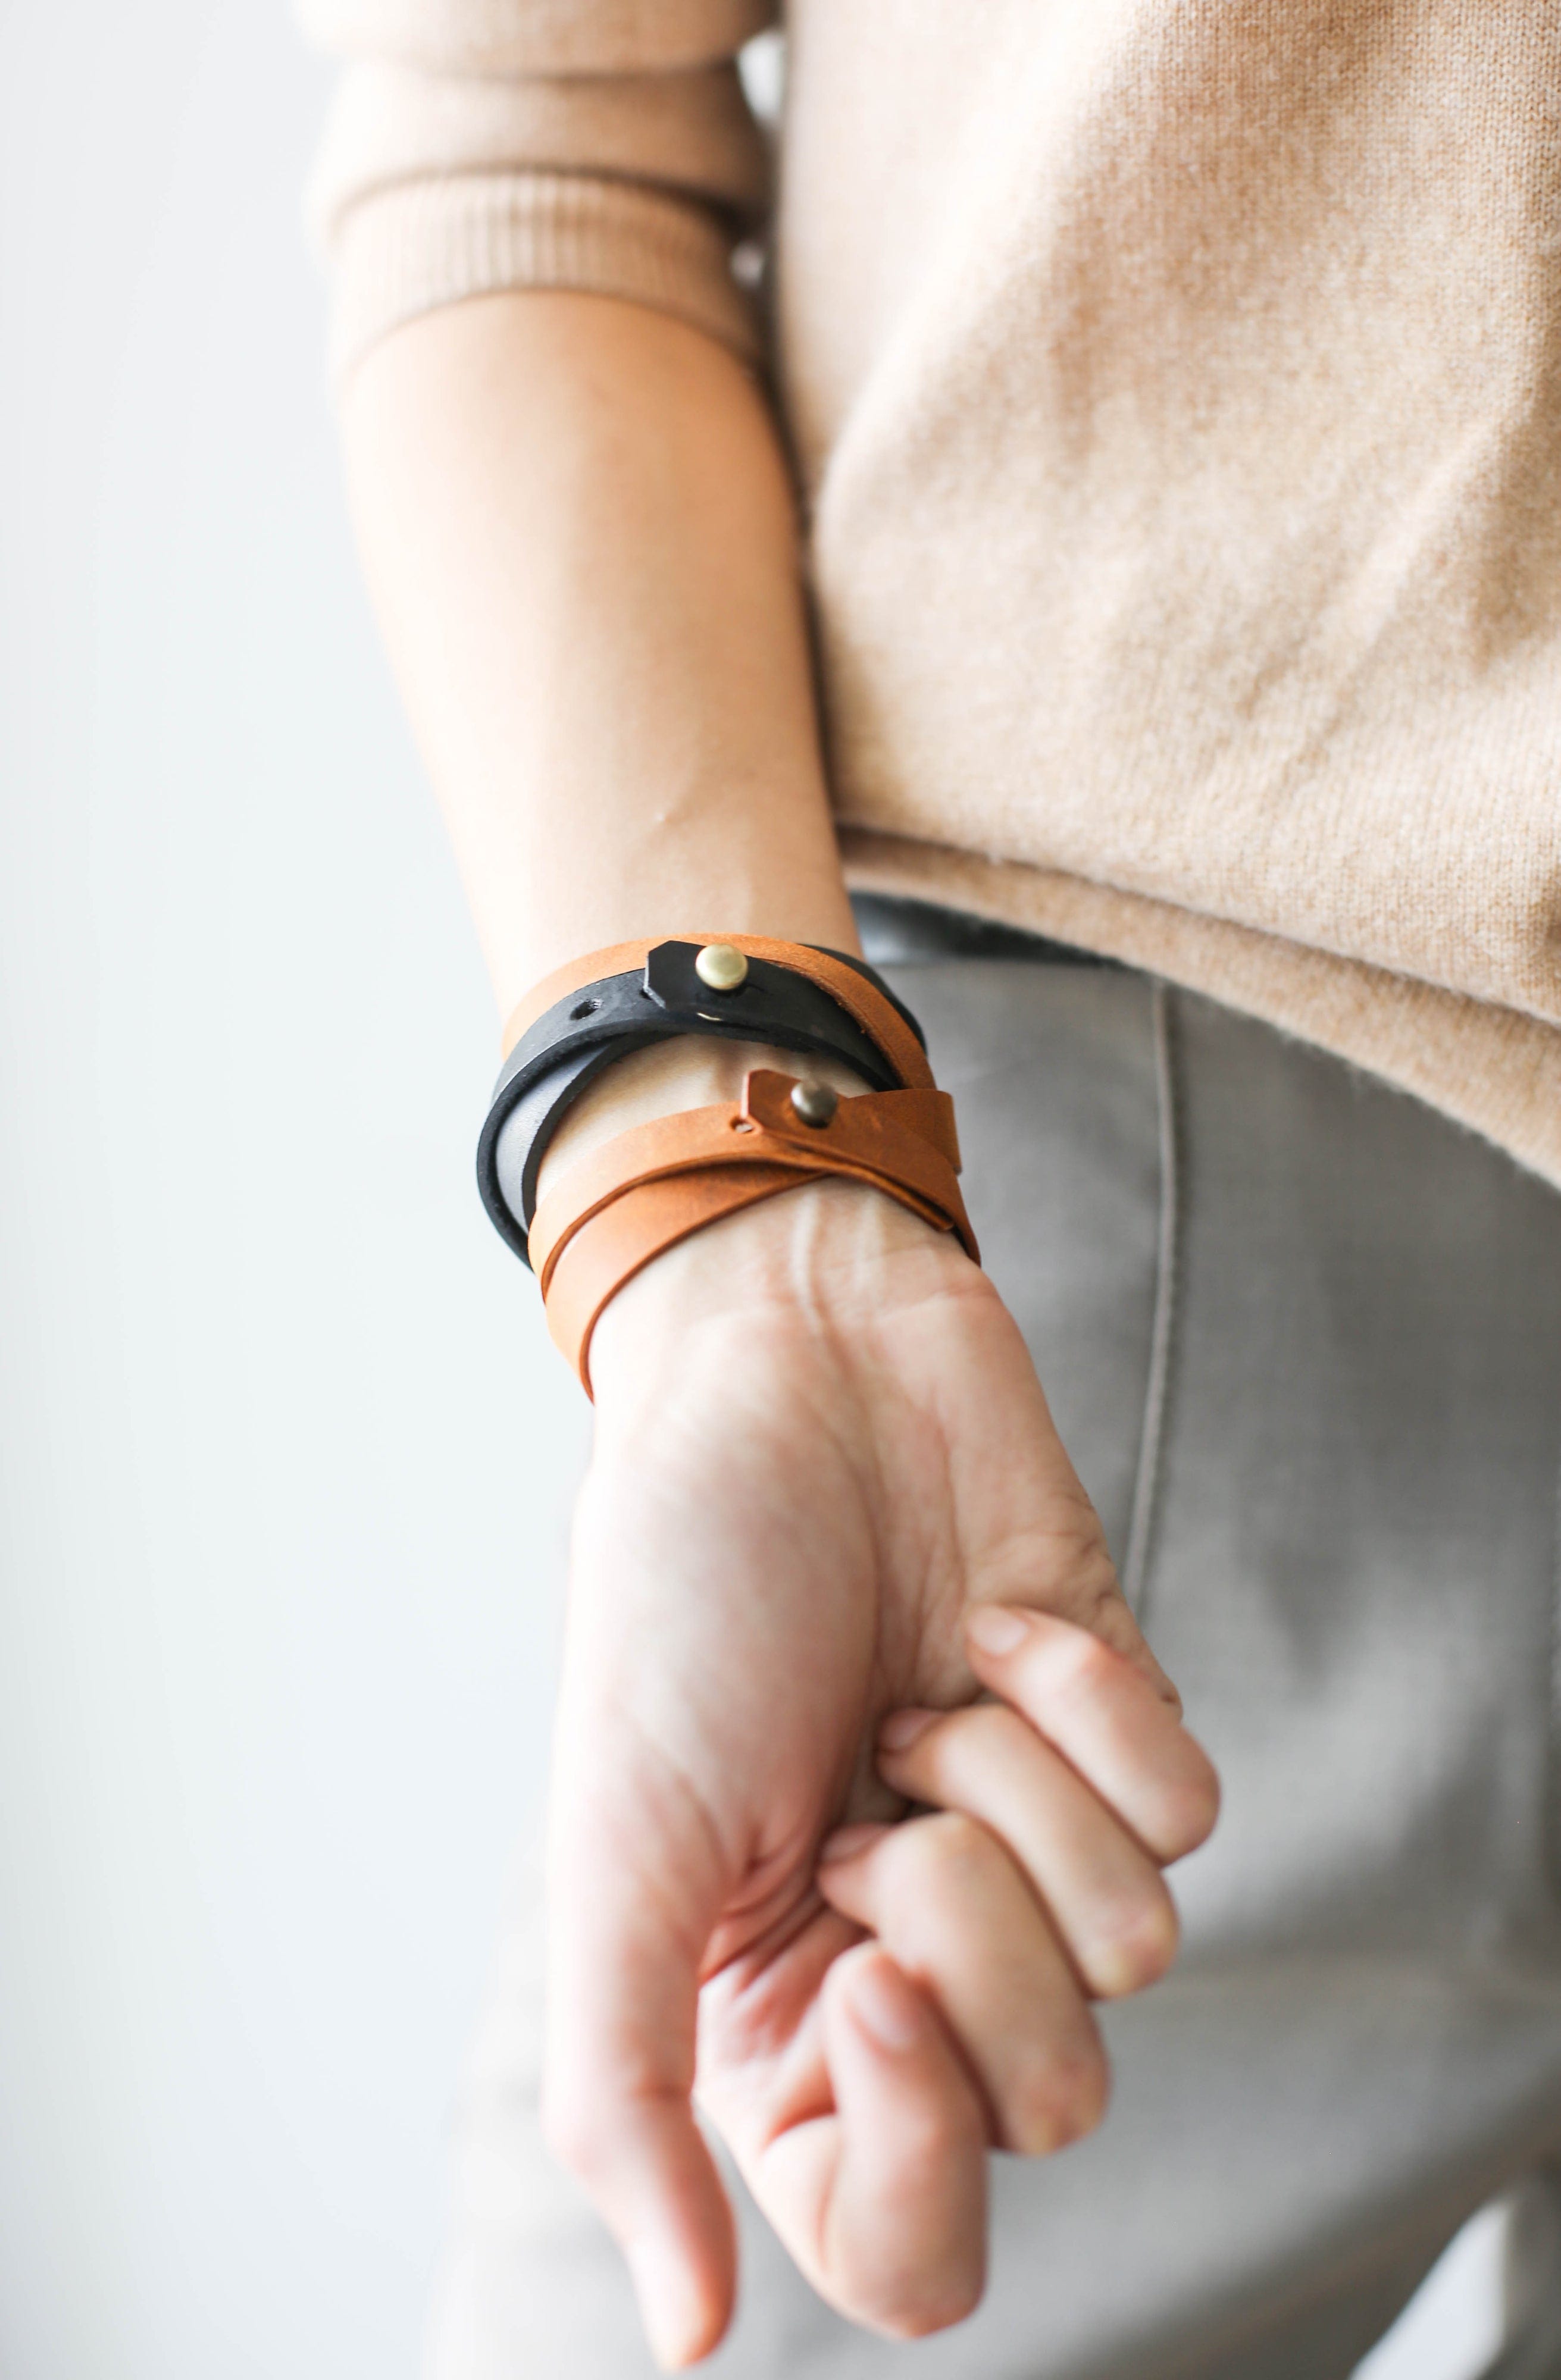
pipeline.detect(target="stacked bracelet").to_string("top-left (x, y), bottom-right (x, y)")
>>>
top-left (476, 937), bottom-right (980, 1392)
top-left (477, 934), bottom-right (932, 1260)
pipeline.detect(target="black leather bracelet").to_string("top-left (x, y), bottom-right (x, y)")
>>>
top-left (477, 940), bottom-right (928, 1265)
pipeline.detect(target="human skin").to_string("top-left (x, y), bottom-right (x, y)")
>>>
top-left (341, 292), bottom-right (1219, 2365)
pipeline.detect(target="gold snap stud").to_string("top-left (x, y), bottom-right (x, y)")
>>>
top-left (695, 942), bottom-right (748, 992)
top-left (790, 1081), bottom-right (839, 1128)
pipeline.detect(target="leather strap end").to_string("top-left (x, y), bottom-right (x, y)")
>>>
top-left (536, 1067), bottom-right (980, 1396)
top-left (528, 1072), bottom-right (977, 1299)
top-left (549, 1164), bottom-right (961, 1397)
top-left (543, 1166), bottom-right (800, 1395)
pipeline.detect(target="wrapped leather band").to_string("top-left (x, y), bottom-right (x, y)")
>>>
top-left (530, 1074), bottom-right (966, 1293)
top-left (542, 1170), bottom-right (835, 1395)
top-left (502, 934), bottom-right (934, 1087)
top-left (531, 1069), bottom-right (980, 1395)
top-left (480, 935), bottom-right (934, 1262)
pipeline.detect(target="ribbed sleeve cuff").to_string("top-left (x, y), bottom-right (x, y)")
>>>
top-left (327, 170), bottom-right (762, 381)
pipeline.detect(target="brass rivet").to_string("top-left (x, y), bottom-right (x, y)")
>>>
top-left (695, 942), bottom-right (748, 992)
top-left (790, 1080), bottom-right (838, 1128)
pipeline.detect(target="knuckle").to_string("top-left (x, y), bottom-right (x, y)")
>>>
top-left (1058, 2041), bottom-right (1112, 2141)
top-left (906, 1702), bottom-right (1014, 1787)
top-left (1006, 2037), bottom-right (1110, 2155)
top-left (980, 1505), bottom-right (1115, 1626)
top-left (1048, 1518), bottom-right (1124, 1623)
top-left (1090, 1883), bottom-right (1180, 1996)
top-left (907, 1808), bottom-right (1003, 1891)
top-left (1048, 1627), bottom-right (1120, 1700)
top-left (1074, 1560), bottom-right (1130, 1635)
top-left (1153, 1760), bottom-right (1222, 1860)
top-left (978, 1702), bottom-right (1037, 1759)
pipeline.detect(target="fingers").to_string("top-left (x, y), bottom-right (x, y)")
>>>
top-left (822, 1948), bottom-right (988, 2331)
top-left (768, 1946), bottom-right (989, 2337)
top-left (877, 1701), bottom-right (1178, 1998)
top-left (697, 1906), bottom-right (989, 2341)
top-left (963, 1605), bottom-right (1221, 1861)
top-left (817, 1814), bottom-right (1108, 2154)
top-left (544, 1773), bottom-right (736, 2370)
top-left (797, 1612), bottom-right (1213, 2211)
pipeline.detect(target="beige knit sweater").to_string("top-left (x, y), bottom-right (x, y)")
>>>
top-left (304, 1), bottom-right (1561, 1188)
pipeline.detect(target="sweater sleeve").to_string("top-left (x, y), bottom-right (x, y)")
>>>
top-left (299, 0), bottom-right (777, 379)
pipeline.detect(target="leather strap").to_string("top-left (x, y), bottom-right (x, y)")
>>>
top-left (528, 1074), bottom-right (965, 1292)
top-left (531, 1069), bottom-right (979, 1394)
top-left (501, 935), bottom-right (935, 1092)
top-left (483, 939), bottom-right (919, 1257)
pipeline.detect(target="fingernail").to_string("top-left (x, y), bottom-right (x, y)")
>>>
top-left (627, 2244), bottom-right (708, 2372)
top-left (965, 1603), bottom-right (1030, 1656)
top-left (878, 1706), bottom-right (938, 1753)
top-left (846, 1954), bottom-right (924, 2052)
top-left (818, 1821), bottom-right (889, 1866)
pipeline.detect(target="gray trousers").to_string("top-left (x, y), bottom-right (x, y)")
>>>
top-left (429, 922), bottom-right (1561, 2379)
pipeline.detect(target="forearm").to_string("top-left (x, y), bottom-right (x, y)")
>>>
top-left (339, 290), bottom-right (857, 1025)
top-left (334, 282), bottom-right (1218, 2374)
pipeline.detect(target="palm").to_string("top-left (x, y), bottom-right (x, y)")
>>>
top-left (545, 1199), bottom-right (1155, 2332)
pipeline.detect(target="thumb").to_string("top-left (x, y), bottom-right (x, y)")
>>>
top-left (543, 1750), bottom-right (736, 2369)
top-left (950, 1316), bottom-right (1182, 1708)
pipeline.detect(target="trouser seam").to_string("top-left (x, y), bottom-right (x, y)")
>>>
top-left (1550, 1418), bottom-right (1561, 1903)
top-left (1122, 979), bottom-right (1180, 1621)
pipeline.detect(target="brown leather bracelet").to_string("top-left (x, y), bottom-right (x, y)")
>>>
top-left (531, 1068), bottom-right (980, 1394)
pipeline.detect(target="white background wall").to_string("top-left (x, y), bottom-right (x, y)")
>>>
top-left (0, 6), bottom-right (1503, 2376)
top-left (0, 7), bottom-right (586, 2374)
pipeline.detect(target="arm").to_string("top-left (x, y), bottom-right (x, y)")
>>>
top-left (341, 292), bottom-right (1217, 2365)
top-left (341, 290), bottom-right (855, 1010)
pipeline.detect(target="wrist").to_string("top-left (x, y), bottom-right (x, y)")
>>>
top-left (502, 945), bottom-right (974, 1398)
top-left (587, 1168), bottom-right (966, 1407)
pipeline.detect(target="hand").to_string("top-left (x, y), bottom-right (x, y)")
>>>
top-left (539, 1059), bottom-right (1219, 2366)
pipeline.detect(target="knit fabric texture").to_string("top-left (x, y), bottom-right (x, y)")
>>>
top-left (301, 0), bottom-right (1561, 1186)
